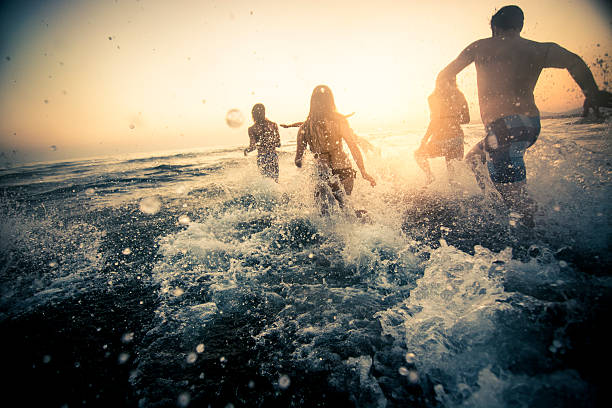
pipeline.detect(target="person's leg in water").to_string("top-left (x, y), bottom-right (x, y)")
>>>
top-left (329, 169), bottom-right (370, 219)
top-left (445, 157), bottom-right (460, 186)
top-left (258, 152), bottom-right (279, 183)
top-left (335, 171), bottom-right (369, 219)
top-left (330, 169), bottom-right (354, 209)
top-left (313, 162), bottom-right (347, 216)
top-left (446, 134), bottom-right (465, 186)
top-left (313, 176), bottom-right (349, 216)
top-left (445, 141), bottom-right (464, 186)
top-left (314, 183), bottom-right (331, 216)
top-left (465, 141), bottom-right (489, 191)
top-left (414, 149), bottom-right (435, 185)
top-left (494, 181), bottom-right (536, 228)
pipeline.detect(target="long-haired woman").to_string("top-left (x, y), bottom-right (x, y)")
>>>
top-left (295, 85), bottom-right (376, 214)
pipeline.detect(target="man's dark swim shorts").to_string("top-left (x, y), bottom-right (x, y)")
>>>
top-left (484, 114), bottom-right (541, 184)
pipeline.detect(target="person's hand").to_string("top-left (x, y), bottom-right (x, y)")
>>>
top-left (295, 158), bottom-right (302, 168)
top-left (583, 90), bottom-right (612, 117)
top-left (363, 173), bottom-right (376, 187)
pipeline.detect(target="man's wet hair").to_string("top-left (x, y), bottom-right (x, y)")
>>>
top-left (491, 5), bottom-right (524, 31)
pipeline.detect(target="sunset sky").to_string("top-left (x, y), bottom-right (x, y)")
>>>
top-left (0, 0), bottom-right (610, 162)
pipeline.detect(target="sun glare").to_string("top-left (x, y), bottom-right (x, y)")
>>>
top-left (0, 0), bottom-right (610, 161)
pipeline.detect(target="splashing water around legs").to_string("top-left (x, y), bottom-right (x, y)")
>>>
top-left (0, 119), bottom-right (610, 406)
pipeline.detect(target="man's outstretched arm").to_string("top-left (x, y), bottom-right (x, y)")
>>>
top-left (544, 43), bottom-right (612, 115)
top-left (545, 43), bottom-right (598, 97)
top-left (294, 127), bottom-right (307, 167)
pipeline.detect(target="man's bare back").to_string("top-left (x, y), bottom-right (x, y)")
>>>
top-left (439, 34), bottom-right (599, 125)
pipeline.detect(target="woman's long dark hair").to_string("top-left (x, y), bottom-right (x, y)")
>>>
top-left (303, 85), bottom-right (341, 147)
top-left (307, 85), bottom-right (336, 121)
top-left (252, 103), bottom-right (266, 124)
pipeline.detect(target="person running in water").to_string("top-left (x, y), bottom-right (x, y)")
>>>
top-left (437, 5), bottom-right (611, 227)
top-left (295, 85), bottom-right (376, 215)
top-left (244, 103), bottom-right (281, 182)
top-left (415, 77), bottom-right (470, 185)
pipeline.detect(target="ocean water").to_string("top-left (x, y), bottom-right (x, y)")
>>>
top-left (0, 118), bottom-right (610, 407)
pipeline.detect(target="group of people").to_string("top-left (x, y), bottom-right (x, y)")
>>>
top-left (244, 5), bottom-right (611, 225)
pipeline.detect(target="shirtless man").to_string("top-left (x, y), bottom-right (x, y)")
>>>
top-left (437, 5), bottom-right (611, 226)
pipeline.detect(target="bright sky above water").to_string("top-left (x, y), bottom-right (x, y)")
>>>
top-left (0, 0), bottom-right (610, 163)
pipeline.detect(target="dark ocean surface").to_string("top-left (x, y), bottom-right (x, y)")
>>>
top-left (1, 119), bottom-right (610, 407)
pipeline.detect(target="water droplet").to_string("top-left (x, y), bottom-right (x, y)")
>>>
top-left (49, 260), bottom-right (58, 268)
top-left (43, 355), bottom-right (52, 363)
top-left (225, 109), bottom-right (244, 128)
top-left (248, 380), bottom-right (255, 389)
top-left (405, 352), bottom-right (416, 364)
top-left (129, 124), bottom-right (135, 130)
top-left (398, 366), bottom-right (409, 376)
top-left (121, 332), bottom-right (134, 343)
top-left (407, 370), bottom-right (419, 383)
top-left (186, 352), bottom-right (197, 364)
top-left (196, 344), bottom-right (205, 353)
top-left (220, 356), bottom-right (227, 363)
top-left (553, 205), bottom-right (561, 212)
top-left (139, 196), bottom-right (161, 215)
top-left (118, 353), bottom-right (130, 364)
top-left (278, 374), bottom-right (291, 389)
top-left (177, 392), bottom-right (190, 408)
top-left (122, 248), bottom-right (132, 255)
top-left (173, 288), bottom-right (184, 297)
top-left (49, 145), bottom-right (57, 151)
top-left (85, 188), bottom-right (95, 195)
top-left (178, 215), bottom-right (191, 225)
top-left (308, 253), bottom-right (314, 259)
top-left (558, 260), bottom-right (567, 268)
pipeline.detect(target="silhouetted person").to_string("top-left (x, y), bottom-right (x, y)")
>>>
top-left (244, 103), bottom-right (281, 182)
top-left (437, 5), bottom-right (612, 227)
top-left (415, 77), bottom-right (470, 185)
top-left (295, 85), bottom-right (376, 215)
